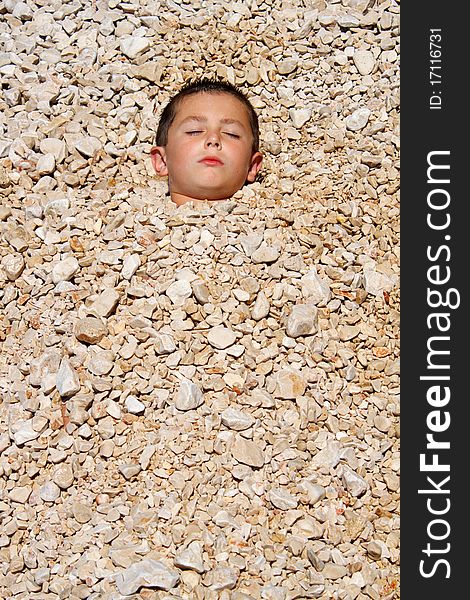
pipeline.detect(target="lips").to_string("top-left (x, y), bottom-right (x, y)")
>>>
top-left (199, 156), bottom-right (223, 166)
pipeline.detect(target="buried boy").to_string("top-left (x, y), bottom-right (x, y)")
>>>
top-left (151, 78), bottom-right (263, 207)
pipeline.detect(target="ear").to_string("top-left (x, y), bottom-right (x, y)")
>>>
top-left (150, 146), bottom-right (168, 177)
top-left (246, 152), bottom-right (263, 183)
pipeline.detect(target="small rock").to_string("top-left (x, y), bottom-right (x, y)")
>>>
top-left (75, 135), bottom-right (102, 158)
top-left (363, 264), bottom-right (397, 297)
top-left (174, 379), bottom-right (204, 411)
top-left (120, 36), bottom-right (151, 59)
top-left (322, 563), bottom-right (349, 580)
top-left (286, 304), bottom-right (318, 338)
top-left (9, 485), bottom-right (32, 504)
top-left (39, 481), bottom-right (61, 502)
top-left (340, 464), bottom-right (369, 497)
top-left (278, 58), bottom-right (298, 74)
top-left (339, 325), bottom-right (361, 341)
top-left (166, 279), bottom-right (192, 306)
top-left (56, 357), bottom-right (80, 397)
top-left (238, 232), bottom-right (263, 256)
top-left (119, 463), bottom-right (142, 480)
top-left (36, 153), bottom-right (56, 175)
top-left (11, 419), bottom-right (43, 445)
top-left (269, 488), bottom-right (298, 510)
top-left (125, 395), bottom-right (145, 414)
top-left (74, 317), bottom-right (108, 344)
top-left (88, 288), bottom-right (120, 317)
top-left (221, 407), bottom-right (255, 431)
top-left (39, 138), bottom-right (66, 162)
top-left (367, 541), bottom-right (383, 560)
top-left (115, 559), bottom-right (180, 595)
top-left (122, 254), bottom-right (141, 279)
top-left (192, 280), bottom-right (210, 304)
top-left (353, 49), bottom-right (376, 75)
top-left (345, 107), bottom-right (371, 131)
top-left (72, 502), bottom-right (93, 524)
top-left (274, 367), bottom-right (306, 399)
top-left (289, 108), bottom-right (312, 128)
top-left (231, 436), bottom-right (265, 468)
top-left (251, 244), bottom-right (280, 264)
top-left (1, 253), bottom-right (25, 280)
top-left (52, 464), bottom-right (74, 490)
top-left (205, 565), bottom-right (239, 591)
top-left (251, 291), bottom-right (270, 320)
top-left (153, 333), bottom-right (177, 355)
top-left (51, 256), bottom-right (80, 284)
top-left (300, 269), bottom-right (331, 304)
top-left (174, 541), bottom-right (205, 574)
top-left (299, 481), bottom-right (326, 505)
top-left (207, 326), bottom-right (237, 349)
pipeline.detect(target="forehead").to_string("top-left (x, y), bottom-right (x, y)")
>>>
top-left (173, 92), bottom-right (251, 126)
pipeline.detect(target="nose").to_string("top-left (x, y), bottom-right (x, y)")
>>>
top-left (204, 132), bottom-right (221, 149)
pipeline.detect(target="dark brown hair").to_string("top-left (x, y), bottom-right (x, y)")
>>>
top-left (155, 77), bottom-right (260, 152)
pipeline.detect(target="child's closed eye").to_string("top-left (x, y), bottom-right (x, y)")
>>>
top-left (224, 132), bottom-right (240, 138)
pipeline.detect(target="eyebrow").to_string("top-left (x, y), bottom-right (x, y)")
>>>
top-left (180, 116), bottom-right (245, 127)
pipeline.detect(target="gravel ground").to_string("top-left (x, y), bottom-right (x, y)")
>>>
top-left (0, 1), bottom-right (400, 599)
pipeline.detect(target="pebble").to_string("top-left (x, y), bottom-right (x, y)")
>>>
top-left (174, 541), bottom-right (205, 574)
top-left (278, 58), bottom-right (298, 75)
top-left (39, 480), bottom-right (61, 502)
top-left (300, 269), bottom-right (331, 304)
top-left (345, 107), bottom-right (371, 131)
top-left (221, 407), bottom-right (255, 431)
top-left (75, 136), bottom-right (102, 159)
top-left (251, 244), bottom-right (280, 264)
top-left (269, 488), bottom-right (298, 510)
top-left (289, 108), bottom-right (312, 128)
top-left (251, 290), bottom-right (270, 320)
top-left (52, 464), bottom-right (74, 490)
top-left (119, 463), bottom-right (142, 480)
top-left (120, 37), bottom-right (152, 59)
top-left (115, 559), bottom-right (180, 594)
top-left (166, 279), bottom-right (193, 306)
top-left (56, 357), bottom-right (80, 397)
top-left (122, 254), bottom-right (141, 279)
top-left (40, 138), bottom-right (66, 162)
top-left (238, 232), bottom-right (263, 256)
top-left (2, 253), bottom-right (25, 280)
top-left (207, 325), bottom-right (237, 349)
top-left (340, 465), bottom-right (369, 497)
top-left (9, 485), bottom-right (32, 504)
top-left (88, 288), bottom-right (120, 317)
top-left (125, 394), bottom-right (146, 414)
top-left (286, 304), bottom-right (318, 338)
top-left (367, 541), bottom-right (383, 560)
top-left (231, 436), bottom-right (265, 468)
top-left (353, 49), bottom-right (376, 75)
top-left (36, 153), bottom-right (56, 175)
top-left (11, 418), bottom-right (42, 445)
top-left (72, 501), bottom-right (93, 524)
top-left (299, 481), bottom-right (326, 505)
top-left (51, 256), bottom-right (80, 284)
top-left (274, 367), bottom-right (307, 399)
top-left (74, 316), bottom-right (108, 344)
top-left (174, 379), bottom-right (204, 411)
top-left (363, 264), bottom-right (398, 296)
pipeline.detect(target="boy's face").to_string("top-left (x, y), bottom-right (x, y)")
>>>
top-left (151, 92), bottom-right (263, 206)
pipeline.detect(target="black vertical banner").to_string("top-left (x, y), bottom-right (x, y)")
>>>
top-left (401, 3), bottom-right (465, 598)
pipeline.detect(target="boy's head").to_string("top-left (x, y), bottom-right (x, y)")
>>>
top-left (151, 77), bottom-right (263, 206)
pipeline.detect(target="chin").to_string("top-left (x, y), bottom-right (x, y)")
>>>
top-left (194, 188), bottom-right (236, 201)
